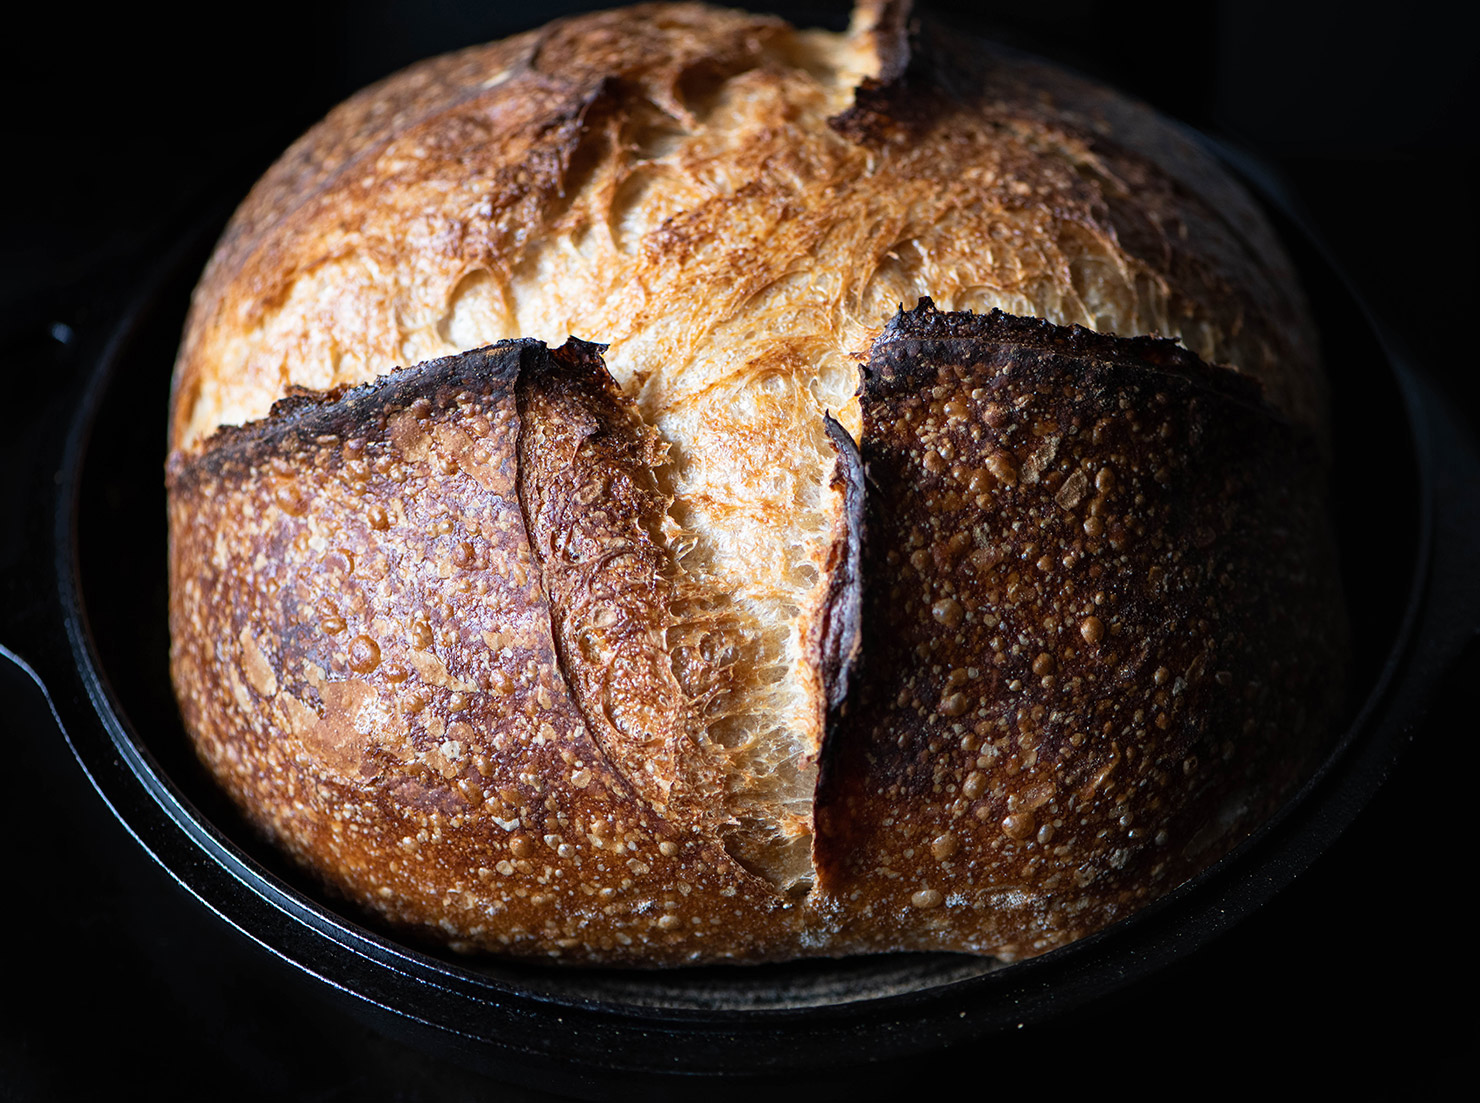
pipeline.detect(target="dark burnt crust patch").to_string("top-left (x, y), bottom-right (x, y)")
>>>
top-left (827, 0), bottom-right (932, 146)
top-left (167, 341), bottom-right (800, 962)
top-left (813, 303), bottom-right (1343, 959)
top-left (828, 0), bottom-right (1025, 147)
top-left (170, 342), bottom-right (529, 486)
top-left (867, 298), bottom-right (1278, 415)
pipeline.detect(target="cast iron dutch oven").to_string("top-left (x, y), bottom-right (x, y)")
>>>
top-left (2, 27), bottom-right (1476, 1103)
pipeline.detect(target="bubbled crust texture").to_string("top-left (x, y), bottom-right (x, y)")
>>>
top-left (813, 304), bottom-right (1342, 959)
top-left (168, 312), bottom-right (1342, 962)
top-left (168, 342), bottom-right (807, 962)
top-left (167, 2), bottom-right (1346, 963)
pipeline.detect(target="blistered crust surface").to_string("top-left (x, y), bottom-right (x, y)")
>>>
top-left (169, 2), bottom-right (1331, 904)
top-left (169, 309), bottom-right (1345, 962)
top-left (168, 343), bottom-right (802, 962)
top-left (812, 304), bottom-right (1343, 959)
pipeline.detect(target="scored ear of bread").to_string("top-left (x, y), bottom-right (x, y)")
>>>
top-left (511, 339), bottom-right (709, 820)
top-left (514, 340), bottom-right (852, 894)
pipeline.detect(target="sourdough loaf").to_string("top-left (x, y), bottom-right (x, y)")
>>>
top-left (166, 0), bottom-right (1345, 962)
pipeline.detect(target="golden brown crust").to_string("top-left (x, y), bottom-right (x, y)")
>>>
top-left (828, 11), bottom-right (1322, 435)
top-left (165, 1), bottom-right (1346, 964)
top-left (168, 309), bottom-right (1344, 962)
top-left (168, 342), bottom-right (804, 962)
top-left (170, 2), bottom-right (802, 449)
top-left (170, 1), bottom-right (1322, 452)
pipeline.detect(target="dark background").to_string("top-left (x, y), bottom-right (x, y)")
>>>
top-left (2, 1), bottom-right (1475, 1098)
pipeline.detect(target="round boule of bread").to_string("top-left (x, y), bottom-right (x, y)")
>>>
top-left (166, 0), bottom-right (1346, 963)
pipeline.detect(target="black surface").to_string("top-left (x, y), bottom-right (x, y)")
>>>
top-left (2, 1), bottom-right (1476, 1098)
